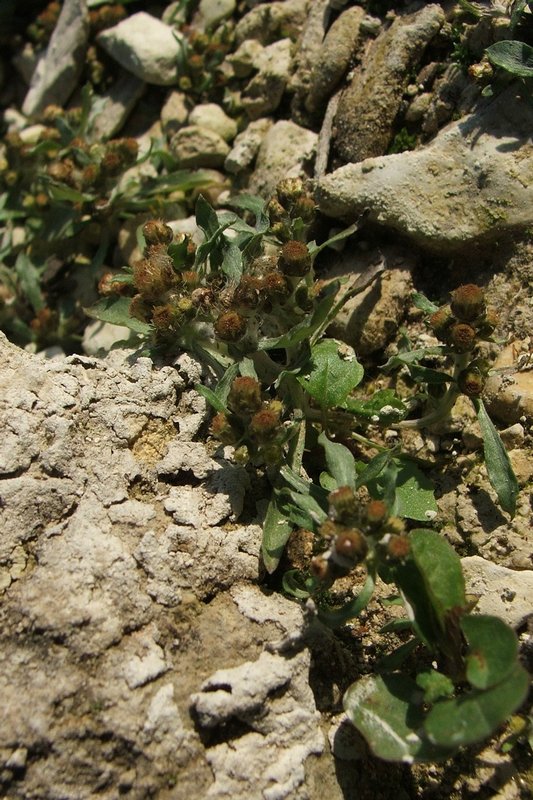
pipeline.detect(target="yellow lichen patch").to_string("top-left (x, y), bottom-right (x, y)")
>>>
top-left (131, 418), bottom-right (177, 466)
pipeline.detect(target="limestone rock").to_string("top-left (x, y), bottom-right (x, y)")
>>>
top-left (170, 124), bottom-right (231, 168)
top-left (242, 38), bottom-right (293, 120)
top-left (306, 6), bottom-right (366, 115)
top-left (235, 0), bottom-right (308, 46)
top-left (318, 87), bottom-right (533, 252)
top-left (90, 72), bottom-right (146, 139)
top-left (97, 12), bottom-right (185, 86)
top-left (22, 0), bottom-right (90, 116)
top-left (188, 102), bottom-right (238, 142)
top-left (289, 0), bottom-right (329, 122)
top-left (225, 117), bottom-right (272, 174)
top-left (333, 4), bottom-right (445, 163)
top-left (484, 342), bottom-right (533, 424)
top-left (228, 39), bottom-right (265, 79)
top-left (194, 0), bottom-right (236, 30)
top-left (82, 319), bottom-right (132, 356)
top-left (462, 556), bottom-right (533, 627)
top-left (249, 120), bottom-right (317, 198)
top-left (161, 90), bottom-right (189, 137)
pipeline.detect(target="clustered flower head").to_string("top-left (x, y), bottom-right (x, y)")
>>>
top-left (210, 377), bottom-right (287, 466)
top-left (266, 178), bottom-right (316, 242)
top-left (429, 284), bottom-right (498, 397)
top-left (309, 490), bottom-right (407, 587)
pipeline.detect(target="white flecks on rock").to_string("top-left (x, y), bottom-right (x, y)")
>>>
top-left (242, 39), bottom-right (293, 119)
top-left (249, 120), bottom-right (317, 198)
top-left (22, 0), bottom-right (90, 115)
top-left (235, 0), bottom-right (307, 46)
top-left (462, 556), bottom-right (533, 627)
top-left (188, 103), bottom-right (238, 142)
top-left (97, 12), bottom-right (186, 86)
top-left (318, 86), bottom-right (533, 252)
top-left (123, 634), bottom-right (169, 690)
top-left (228, 38), bottom-right (265, 78)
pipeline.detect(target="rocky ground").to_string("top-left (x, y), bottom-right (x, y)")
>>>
top-left (0, 1), bottom-right (532, 798)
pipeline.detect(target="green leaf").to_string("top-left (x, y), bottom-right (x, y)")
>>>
top-left (220, 241), bottom-right (243, 283)
top-left (261, 493), bottom-right (293, 574)
top-left (355, 450), bottom-right (391, 490)
top-left (407, 364), bottom-right (452, 385)
top-left (83, 296), bottom-right (152, 334)
top-left (409, 529), bottom-right (466, 622)
top-left (416, 670), bottom-right (455, 703)
top-left (14, 252), bottom-right (45, 313)
top-left (195, 194), bottom-right (220, 238)
top-left (318, 432), bottom-right (356, 489)
top-left (213, 362), bottom-right (240, 405)
top-left (412, 292), bottom-right (439, 315)
top-left (318, 571), bottom-right (376, 627)
top-left (473, 398), bottom-right (519, 516)
top-left (460, 615), bottom-right (519, 690)
top-left (343, 389), bottom-right (408, 422)
top-left (425, 663), bottom-right (529, 749)
top-left (257, 280), bottom-right (340, 351)
top-left (297, 339), bottom-right (364, 409)
top-left (226, 193), bottom-right (269, 233)
top-left (282, 570), bottom-right (318, 599)
top-left (376, 639), bottom-right (419, 672)
top-left (195, 385), bottom-right (228, 414)
top-left (486, 40), bottom-right (533, 78)
top-left (308, 221), bottom-right (361, 257)
top-left (47, 183), bottom-right (90, 204)
top-left (344, 674), bottom-right (454, 763)
top-left (393, 459), bottom-right (438, 522)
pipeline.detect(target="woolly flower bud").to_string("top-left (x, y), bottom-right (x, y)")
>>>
top-left (477, 306), bottom-right (499, 337)
top-left (457, 366), bottom-right (485, 398)
top-left (143, 220), bottom-right (173, 246)
top-left (386, 534), bottom-right (410, 560)
top-left (366, 500), bottom-right (388, 526)
top-left (129, 294), bottom-right (152, 323)
top-left (211, 412), bottom-right (238, 445)
top-left (429, 304), bottom-right (453, 341)
top-left (310, 555), bottom-right (330, 581)
top-left (449, 322), bottom-right (477, 353)
top-left (328, 486), bottom-right (358, 521)
top-left (276, 177), bottom-right (304, 206)
top-left (233, 276), bottom-right (261, 309)
top-left (132, 256), bottom-right (175, 299)
top-left (293, 195), bottom-right (316, 222)
top-left (279, 240), bottom-right (311, 277)
top-left (249, 408), bottom-right (281, 442)
top-left (260, 271), bottom-right (290, 299)
top-left (214, 311), bottom-right (247, 342)
top-left (450, 284), bottom-right (486, 322)
top-left (98, 271), bottom-right (129, 297)
top-left (334, 529), bottom-right (368, 565)
top-left (228, 377), bottom-right (262, 415)
top-left (152, 303), bottom-right (182, 332)
top-left (266, 197), bottom-right (286, 223)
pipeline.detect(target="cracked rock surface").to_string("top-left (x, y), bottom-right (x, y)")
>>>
top-left (0, 333), bottom-right (326, 799)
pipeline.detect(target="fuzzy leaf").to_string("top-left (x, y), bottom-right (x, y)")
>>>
top-left (416, 670), bottom-right (455, 703)
top-left (425, 663), bottom-right (529, 749)
top-left (298, 339), bottom-right (364, 408)
top-left (486, 40), bottom-right (533, 77)
top-left (318, 572), bottom-right (376, 627)
top-left (344, 674), bottom-right (454, 763)
top-left (220, 241), bottom-right (243, 282)
top-left (473, 398), bottom-right (519, 516)
top-left (412, 292), bottom-right (439, 315)
top-left (409, 529), bottom-right (466, 622)
top-left (461, 614), bottom-right (519, 690)
top-left (195, 385), bottom-right (227, 414)
top-left (318, 432), bottom-right (356, 489)
top-left (262, 493), bottom-right (293, 574)
top-left (257, 281), bottom-right (340, 351)
top-left (393, 459), bottom-right (438, 522)
top-left (343, 389), bottom-right (408, 422)
top-left (14, 252), bottom-right (45, 313)
top-left (84, 297), bottom-right (151, 334)
top-left (355, 450), bottom-right (391, 490)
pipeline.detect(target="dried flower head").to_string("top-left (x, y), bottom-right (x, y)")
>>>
top-left (457, 366), bottom-right (485, 397)
top-left (449, 322), bottom-right (477, 353)
top-left (228, 377), bottom-right (262, 415)
top-left (334, 529), bottom-right (368, 564)
top-left (279, 240), bottom-right (311, 277)
top-left (214, 311), bottom-right (247, 342)
top-left (143, 220), bottom-right (174, 246)
top-left (450, 284), bottom-right (486, 322)
top-left (249, 407), bottom-right (281, 442)
top-left (328, 486), bottom-right (358, 521)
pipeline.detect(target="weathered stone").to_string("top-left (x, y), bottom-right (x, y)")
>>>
top-left (249, 120), bottom-right (317, 198)
top-left (306, 6), bottom-right (366, 115)
top-left (160, 90), bottom-right (189, 138)
top-left (170, 124), bottom-right (231, 168)
top-left (188, 102), bottom-right (238, 142)
top-left (228, 39), bottom-right (265, 78)
top-left (318, 87), bottom-right (533, 252)
top-left (90, 72), bottom-right (146, 140)
top-left (82, 320), bottom-right (133, 356)
top-left (484, 342), bottom-right (533, 424)
top-left (97, 12), bottom-right (185, 86)
top-left (242, 38), bottom-right (293, 119)
top-left (333, 4), bottom-right (445, 163)
top-left (289, 0), bottom-right (329, 121)
top-left (235, 0), bottom-right (307, 46)
top-left (22, 0), bottom-right (90, 116)
top-left (193, 0), bottom-right (237, 30)
top-left (462, 556), bottom-right (533, 627)
top-left (225, 117), bottom-right (272, 174)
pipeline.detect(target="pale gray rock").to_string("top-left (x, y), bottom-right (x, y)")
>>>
top-left (97, 12), bottom-right (185, 86)
top-left (188, 102), bottom-right (238, 142)
top-left (228, 38), bottom-right (265, 78)
top-left (250, 120), bottom-right (317, 198)
top-left (22, 0), bottom-right (90, 116)
top-left (462, 556), bottom-right (533, 627)
top-left (82, 319), bottom-right (132, 356)
top-left (242, 38), bottom-right (293, 119)
top-left (235, 0), bottom-right (308, 45)
top-left (170, 124), bottom-right (231, 168)
top-left (306, 6), bottom-right (365, 115)
top-left (191, 647), bottom-right (324, 799)
top-left (225, 117), bottom-right (272, 173)
top-left (161, 90), bottom-right (189, 137)
top-left (484, 343), bottom-right (533, 424)
top-left (90, 72), bottom-right (146, 140)
top-left (194, 0), bottom-right (237, 30)
top-left (289, 0), bottom-right (329, 121)
top-left (318, 87), bottom-right (533, 252)
top-left (333, 4), bottom-right (445, 163)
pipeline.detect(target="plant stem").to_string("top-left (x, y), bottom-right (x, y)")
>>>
top-left (395, 353), bottom-right (469, 430)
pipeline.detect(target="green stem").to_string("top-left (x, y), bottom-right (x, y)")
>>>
top-left (395, 353), bottom-right (468, 430)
